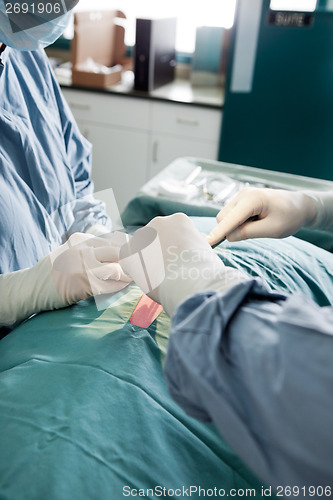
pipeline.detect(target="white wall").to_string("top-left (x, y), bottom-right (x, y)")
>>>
top-left (72, 0), bottom-right (236, 52)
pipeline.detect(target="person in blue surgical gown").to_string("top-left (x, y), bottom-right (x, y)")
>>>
top-left (0, 1), bottom-right (131, 332)
top-left (120, 188), bottom-right (333, 492)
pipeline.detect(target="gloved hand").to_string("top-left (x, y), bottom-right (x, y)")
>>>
top-left (119, 213), bottom-right (247, 317)
top-left (0, 232), bottom-right (131, 327)
top-left (206, 187), bottom-right (317, 246)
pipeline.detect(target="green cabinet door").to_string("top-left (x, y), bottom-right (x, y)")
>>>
top-left (219, 0), bottom-right (333, 180)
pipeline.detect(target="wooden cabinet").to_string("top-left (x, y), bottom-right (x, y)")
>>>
top-left (61, 88), bottom-right (222, 211)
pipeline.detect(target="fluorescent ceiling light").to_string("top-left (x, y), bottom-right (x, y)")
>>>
top-left (270, 0), bottom-right (317, 11)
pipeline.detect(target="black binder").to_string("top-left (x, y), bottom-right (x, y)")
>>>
top-left (134, 17), bottom-right (177, 91)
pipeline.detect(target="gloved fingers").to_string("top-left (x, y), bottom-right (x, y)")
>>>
top-left (101, 231), bottom-right (130, 248)
top-left (147, 213), bottom-right (211, 252)
top-left (88, 261), bottom-right (132, 296)
top-left (87, 232), bottom-right (131, 262)
top-left (82, 248), bottom-right (132, 281)
top-left (226, 217), bottom-right (277, 241)
top-left (94, 246), bottom-right (120, 263)
top-left (119, 226), bottom-right (165, 296)
top-left (92, 231), bottom-right (133, 263)
top-left (147, 213), bottom-right (197, 234)
top-left (94, 262), bottom-right (132, 282)
top-left (206, 196), bottom-right (262, 246)
top-left (216, 187), bottom-right (265, 222)
top-left (215, 196), bottom-right (239, 224)
top-left (88, 274), bottom-right (131, 296)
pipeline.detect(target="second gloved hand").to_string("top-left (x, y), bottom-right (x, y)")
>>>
top-left (119, 213), bottom-right (247, 316)
top-left (0, 232), bottom-right (132, 327)
top-left (49, 232), bottom-right (132, 304)
top-left (206, 187), bottom-right (318, 246)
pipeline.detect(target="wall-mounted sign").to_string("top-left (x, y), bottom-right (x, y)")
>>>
top-left (268, 11), bottom-right (314, 26)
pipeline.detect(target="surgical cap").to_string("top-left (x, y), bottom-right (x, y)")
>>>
top-left (0, 0), bottom-right (79, 50)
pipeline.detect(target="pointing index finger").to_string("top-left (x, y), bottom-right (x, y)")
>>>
top-left (206, 198), bottom-right (258, 246)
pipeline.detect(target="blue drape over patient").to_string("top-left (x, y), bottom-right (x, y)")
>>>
top-left (162, 219), bottom-right (333, 490)
top-left (0, 48), bottom-right (110, 274)
top-left (164, 278), bottom-right (333, 490)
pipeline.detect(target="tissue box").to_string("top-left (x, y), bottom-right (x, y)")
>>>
top-left (71, 10), bottom-right (131, 88)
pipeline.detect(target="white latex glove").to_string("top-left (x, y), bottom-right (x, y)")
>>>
top-left (119, 213), bottom-right (247, 317)
top-left (206, 187), bottom-right (318, 246)
top-left (0, 232), bottom-right (131, 327)
top-left (85, 224), bottom-right (110, 237)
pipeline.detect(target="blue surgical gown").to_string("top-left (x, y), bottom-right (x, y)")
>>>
top-left (0, 48), bottom-right (110, 275)
top-left (164, 279), bottom-right (333, 491)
